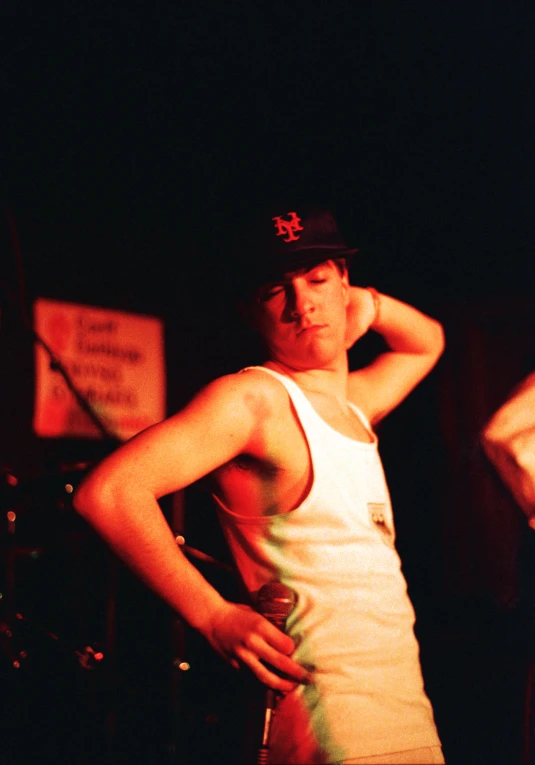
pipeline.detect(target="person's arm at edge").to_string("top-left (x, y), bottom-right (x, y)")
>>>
top-left (480, 372), bottom-right (535, 528)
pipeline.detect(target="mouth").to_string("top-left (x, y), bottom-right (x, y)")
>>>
top-left (297, 324), bottom-right (326, 336)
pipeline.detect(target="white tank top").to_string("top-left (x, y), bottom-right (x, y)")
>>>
top-left (213, 366), bottom-right (441, 762)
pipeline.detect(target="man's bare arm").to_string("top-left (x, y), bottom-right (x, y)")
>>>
top-left (73, 373), bottom-right (311, 690)
top-left (346, 288), bottom-right (445, 425)
top-left (481, 372), bottom-right (535, 528)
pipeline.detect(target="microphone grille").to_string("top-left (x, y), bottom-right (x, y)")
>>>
top-left (256, 581), bottom-right (297, 625)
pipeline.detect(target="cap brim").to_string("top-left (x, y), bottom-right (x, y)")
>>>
top-left (233, 248), bottom-right (359, 300)
top-left (259, 247), bottom-right (358, 282)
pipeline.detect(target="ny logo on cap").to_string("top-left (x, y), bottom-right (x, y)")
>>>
top-left (272, 211), bottom-right (303, 243)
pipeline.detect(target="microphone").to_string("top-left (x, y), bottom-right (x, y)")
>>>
top-left (255, 581), bottom-right (297, 765)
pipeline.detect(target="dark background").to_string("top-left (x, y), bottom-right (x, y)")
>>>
top-left (1, 3), bottom-right (535, 764)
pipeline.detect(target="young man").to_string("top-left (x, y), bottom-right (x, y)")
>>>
top-left (74, 207), bottom-right (446, 764)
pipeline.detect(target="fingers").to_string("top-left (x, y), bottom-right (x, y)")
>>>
top-left (235, 643), bottom-right (311, 692)
top-left (235, 624), bottom-right (312, 690)
top-left (208, 602), bottom-right (313, 690)
top-left (261, 623), bottom-right (295, 655)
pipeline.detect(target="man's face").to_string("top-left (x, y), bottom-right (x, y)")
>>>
top-left (249, 259), bottom-right (349, 370)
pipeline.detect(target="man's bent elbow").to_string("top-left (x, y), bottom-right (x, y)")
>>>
top-left (480, 413), bottom-right (511, 453)
top-left (421, 320), bottom-right (445, 371)
top-left (73, 472), bottom-right (116, 522)
top-left (479, 423), bottom-right (506, 467)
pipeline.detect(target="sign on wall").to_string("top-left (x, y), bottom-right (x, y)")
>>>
top-left (33, 298), bottom-right (166, 442)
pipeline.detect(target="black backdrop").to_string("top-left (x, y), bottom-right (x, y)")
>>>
top-left (1, 3), bottom-right (535, 764)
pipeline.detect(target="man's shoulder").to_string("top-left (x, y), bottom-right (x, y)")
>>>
top-left (209, 366), bottom-right (281, 388)
top-left (202, 369), bottom-right (297, 464)
top-left (200, 367), bottom-right (289, 414)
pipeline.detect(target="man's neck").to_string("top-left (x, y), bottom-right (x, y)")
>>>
top-left (264, 359), bottom-right (349, 401)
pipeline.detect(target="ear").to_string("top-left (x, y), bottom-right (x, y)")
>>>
top-left (340, 267), bottom-right (350, 308)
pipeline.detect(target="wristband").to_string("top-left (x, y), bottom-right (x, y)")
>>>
top-left (366, 287), bottom-right (381, 326)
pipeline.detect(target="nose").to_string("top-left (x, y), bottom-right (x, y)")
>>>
top-left (289, 281), bottom-right (314, 319)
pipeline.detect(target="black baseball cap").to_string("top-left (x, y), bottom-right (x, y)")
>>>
top-left (232, 206), bottom-right (358, 297)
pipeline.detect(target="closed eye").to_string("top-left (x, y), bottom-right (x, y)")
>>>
top-left (260, 285), bottom-right (285, 301)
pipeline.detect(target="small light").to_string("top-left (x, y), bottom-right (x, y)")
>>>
top-left (175, 535), bottom-right (185, 546)
top-left (178, 661), bottom-right (190, 671)
top-left (65, 483), bottom-right (74, 494)
top-left (93, 652), bottom-right (104, 661)
top-left (6, 511), bottom-right (16, 522)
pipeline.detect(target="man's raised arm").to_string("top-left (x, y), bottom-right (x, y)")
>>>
top-left (346, 287), bottom-right (445, 425)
